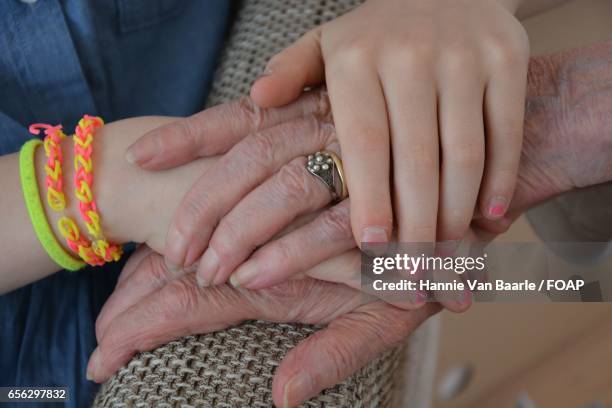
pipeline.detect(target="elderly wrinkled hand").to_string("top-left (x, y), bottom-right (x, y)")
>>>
top-left (90, 245), bottom-right (440, 407)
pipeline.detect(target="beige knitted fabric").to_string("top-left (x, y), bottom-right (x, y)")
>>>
top-left (94, 1), bottom-right (438, 407)
top-left (206, 0), bottom-right (363, 106)
top-left (94, 322), bottom-right (406, 407)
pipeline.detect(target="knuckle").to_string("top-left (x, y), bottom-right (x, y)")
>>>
top-left (234, 131), bottom-right (277, 171)
top-left (487, 166), bottom-right (518, 190)
top-left (443, 45), bottom-right (479, 75)
top-left (236, 96), bottom-right (266, 132)
top-left (322, 336), bottom-right (360, 380)
top-left (349, 125), bottom-right (386, 152)
top-left (400, 143), bottom-right (437, 175)
top-left (266, 240), bottom-right (295, 270)
top-left (438, 218), bottom-right (469, 241)
top-left (313, 89), bottom-right (332, 121)
top-left (161, 279), bottom-right (201, 318)
top-left (319, 120), bottom-right (338, 147)
top-left (486, 34), bottom-right (529, 67)
top-left (181, 193), bottom-right (211, 229)
top-left (178, 117), bottom-right (204, 149)
top-left (300, 115), bottom-right (332, 147)
top-left (494, 120), bottom-right (524, 144)
top-left (403, 223), bottom-right (436, 242)
top-left (446, 141), bottom-right (484, 169)
top-left (276, 161), bottom-right (313, 203)
top-left (319, 203), bottom-right (352, 241)
top-left (392, 43), bottom-right (437, 69)
top-left (331, 43), bottom-right (373, 71)
top-left (145, 254), bottom-right (175, 285)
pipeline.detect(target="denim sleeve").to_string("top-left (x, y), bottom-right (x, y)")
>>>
top-left (0, 111), bottom-right (30, 155)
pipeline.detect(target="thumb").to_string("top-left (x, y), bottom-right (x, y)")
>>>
top-left (272, 302), bottom-right (440, 407)
top-left (251, 27), bottom-right (325, 108)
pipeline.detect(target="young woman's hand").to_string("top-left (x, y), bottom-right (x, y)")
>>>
top-left (251, 0), bottom-right (530, 247)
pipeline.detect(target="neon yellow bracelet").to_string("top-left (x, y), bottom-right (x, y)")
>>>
top-left (19, 139), bottom-right (85, 271)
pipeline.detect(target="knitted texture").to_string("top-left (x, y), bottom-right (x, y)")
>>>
top-left (206, 0), bottom-right (363, 107)
top-left (94, 0), bottom-right (435, 406)
top-left (94, 322), bottom-right (404, 407)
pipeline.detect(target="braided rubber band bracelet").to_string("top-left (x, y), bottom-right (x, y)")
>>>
top-left (29, 123), bottom-right (107, 267)
top-left (74, 115), bottom-right (123, 263)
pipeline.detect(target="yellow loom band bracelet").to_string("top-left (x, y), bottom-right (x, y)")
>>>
top-left (19, 139), bottom-right (85, 271)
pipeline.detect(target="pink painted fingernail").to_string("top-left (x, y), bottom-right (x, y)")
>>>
top-left (283, 371), bottom-right (315, 408)
top-left (488, 197), bottom-right (507, 218)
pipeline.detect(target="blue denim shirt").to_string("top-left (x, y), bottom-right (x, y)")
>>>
top-left (0, 1), bottom-right (231, 406)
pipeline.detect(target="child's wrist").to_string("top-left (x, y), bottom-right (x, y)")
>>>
top-left (36, 115), bottom-right (216, 261)
top-left (89, 117), bottom-right (213, 253)
top-left (35, 118), bottom-right (169, 256)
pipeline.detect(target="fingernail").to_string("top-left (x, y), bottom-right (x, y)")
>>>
top-left (124, 138), bottom-right (157, 166)
top-left (198, 248), bottom-right (219, 285)
top-left (86, 347), bottom-right (100, 381)
top-left (254, 68), bottom-right (274, 84)
top-left (196, 274), bottom-right (209, 288)
top-left (361, 226), bottom-right (389, 244)
top-left (437, 240), bottom-right (460, 257)
top-left (361, 226), bottom-right (389, 256)
top-left (229, 262), bottom-right (258, 288)
top-left (461, 289), bottom-right (473, 307)
top-left (283, 371), bottom-right (315, 408)
top-left (164, 258), bottom-right (181, 275)
top-left (488, 197), bottom-right (507, 218)
top-left (165, 228), bottom-right (189, 269)
top-left (125, 149), bottom-right (137, 165)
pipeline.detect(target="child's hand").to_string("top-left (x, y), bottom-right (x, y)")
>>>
top-left (251, 0), bottom-right (530, 246)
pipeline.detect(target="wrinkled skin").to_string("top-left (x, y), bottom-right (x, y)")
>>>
top-left (94, 41), bottom-right (612, 407)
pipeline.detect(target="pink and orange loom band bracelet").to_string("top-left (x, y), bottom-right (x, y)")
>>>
top-left (74, 115), bottom-right (123, 263)
top-left (30, 123), bottom-right (107, 267)
top-left (29, 124), bottom-right (68, 212)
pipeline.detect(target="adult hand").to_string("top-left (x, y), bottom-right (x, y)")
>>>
top-left (123, 41), bottom-right (612, 311)
top-left (90, 246), bottom-right (440, 408)
top-left (251, 0), bottom-right (530, 250)
top-left (126, 91), bottom-right (336, 276)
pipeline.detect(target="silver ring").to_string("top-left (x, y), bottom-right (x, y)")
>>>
top-left (306, 151), bottom-right (347, 201)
